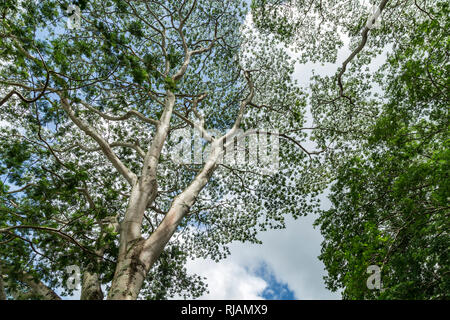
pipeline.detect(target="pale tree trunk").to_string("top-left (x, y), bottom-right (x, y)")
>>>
top-left (107, 157), bottom-right (167, 300)
top-left (80, 219), bottom-right (117, 300)
top-left (107, 237), bottom-right (147, 300)
top-left (104, 72), bottom-right (251, 300)
top-left (81, 270), bottom-right (104, 300)
top-left (107, 207), bottom-right (187, 300)
top-left (107, 209), bottom-right (189, 300)
top-left (107, 141), bottom-right (221, 300)
top-left (107, 91), bottom-right (177, 300)
top-left (105, 24), bottom-right (234, 297)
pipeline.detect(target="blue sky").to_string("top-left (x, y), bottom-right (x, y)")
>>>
top-left (185, 209), bottom-right (341, 300)
top-left (254, 262), bottom-right (297, 300)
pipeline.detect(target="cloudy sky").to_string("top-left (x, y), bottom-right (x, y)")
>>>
top-left (186, 210), bottom-right (341, 300)
top-left (183, 51), bottom-right (345, 300)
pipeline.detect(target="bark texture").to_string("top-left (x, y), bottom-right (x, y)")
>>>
top-left (81, 270), bottom-right (104, 300)
top-left (0, 275), bottom-right (6, 300)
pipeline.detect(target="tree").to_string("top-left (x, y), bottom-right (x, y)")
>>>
top-left (0, 0), bottom-right (326, 300)
top-left (251, 0), bottom-right (448, 299)
top-left (314, 1), bottom-right (449, 299)
top-left (3, 0), bottom-right (445, 301)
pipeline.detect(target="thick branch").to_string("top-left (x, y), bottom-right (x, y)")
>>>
top-left (140, 138), bottom-right (222, 261)
top-left (224, 71), bottom-right (254, 139)
top-left (60, 97), bottom-right (138, 185)
top-left (16, 272), bottom-right (61, 300)
top-left (0, 225), bottom-right (112, 262)
top-left (80, 102), bottom-right (159, 126)
top-left (335, 0), bottom-right (389, 102)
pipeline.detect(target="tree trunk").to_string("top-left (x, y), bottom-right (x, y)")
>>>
top-left (107, 141), bottom-right (220, 299)
top-left (107, 238), bottom-right (147, 300)
top-left (107, 201), bottom-right (186, 300)
top-left (81, 270), bottom-right (104, 300)
top-left (0, 275), bottom-right (6, 300)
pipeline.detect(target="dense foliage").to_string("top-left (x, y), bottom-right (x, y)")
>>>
top-left (0, 0), bottom-right (325, 299)
top-left (0, 0), bottom-right (447, 300)
top-left (315, 1), bottom-right (449, 299)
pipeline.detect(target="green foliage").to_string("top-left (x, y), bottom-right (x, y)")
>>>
top-left (164, 76), bottom-right (177, 92)
top-left (0, 0), bottom-right (314, 300)
top-left (315, 3), bottom-right (449, 299)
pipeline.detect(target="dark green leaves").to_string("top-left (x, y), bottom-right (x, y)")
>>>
top-left (316, 1), bottom-right (449, 299)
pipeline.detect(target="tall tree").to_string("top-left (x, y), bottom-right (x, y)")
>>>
top-left (0, 0), bottom-right (325, 299)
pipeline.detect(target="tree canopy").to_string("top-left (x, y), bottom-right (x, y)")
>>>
top-left (0, 0), bottom-right (326, 299)
top-left (315, 1), bottom-right (449, 299)
top-left (251, 0), bottom-right (448, 300)
top-left (0, 0), bottom-right (448, 300)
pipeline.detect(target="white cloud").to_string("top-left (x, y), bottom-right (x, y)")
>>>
top-left (186, 259), bottom-right (267, 300)
top-left (186, 199), bottom-right (341, 300)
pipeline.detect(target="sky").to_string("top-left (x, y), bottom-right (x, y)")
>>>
top-left (182, 22), bottom-right (389, 300)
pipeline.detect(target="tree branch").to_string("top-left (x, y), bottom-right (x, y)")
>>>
top-left (0, 47), bottom-right (50, 107)
top-left (0, 225), bottom-right (113, 263)
top-left (60, 97), bottom-right (138, 186)
top-left (335, 0), bottom-right (389, 103)
top-left (80, 101), bottom-right (159, 126)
